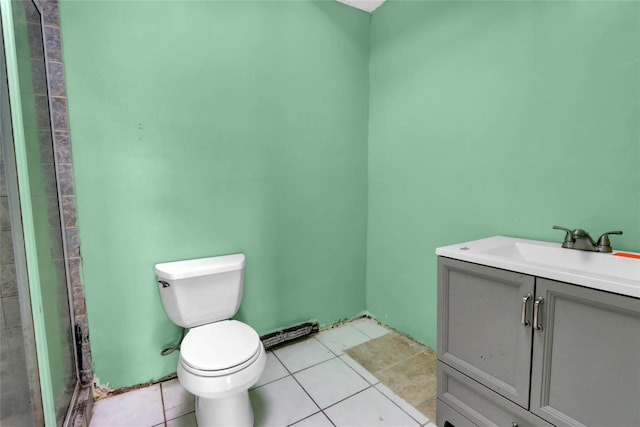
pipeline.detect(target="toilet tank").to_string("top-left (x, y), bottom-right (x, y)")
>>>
top-left (154, 254), bottom-right (245, 328)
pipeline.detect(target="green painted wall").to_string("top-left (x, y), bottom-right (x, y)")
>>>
top-left (60, 1), bottom-right (370, 388)
top-left (60, 0), bottom-right (640, 388)
top-left (367, 0), bottom-right (640, 348)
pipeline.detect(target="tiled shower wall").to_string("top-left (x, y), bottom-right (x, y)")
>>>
top-left (39, 0), bottom-right (94, 424)
top-left (37, 0), bottom-right (92, 383)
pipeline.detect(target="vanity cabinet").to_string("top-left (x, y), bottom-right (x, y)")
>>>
top-left (437, 257), bottom-right (640, 427)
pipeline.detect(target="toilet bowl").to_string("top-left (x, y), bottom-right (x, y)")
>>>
top-left (154, 254), bottom-right (265, 427)
top-left (178, 321), bottom-right (266, 426)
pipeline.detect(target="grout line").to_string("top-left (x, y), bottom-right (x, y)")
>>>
top-left (371, 348), bottom-right (428, 378)
top-left (158, 381), bottom-right (167, 424)
top-left (285, 410), bottom-right (323, 427)
top-left (270, 351), bottom-right (292, 375)
top-left (317, 410), bottom-right (338, 427)
top-left (323, 410), bottom-right (337, 427)
top-left (349, 320), bottom-right (390, 340)
top-left (271, 339), bottom-right (338, 375)
top-left (249, 351), bottom-right (289, 390)
top-left (319, 384), bottom-right (375, 412)
top-left (288, 354), bottom-right (338, 376)
top-left (313, 335), bottom-right (344, 357)
top-left (272, 351), bottom-right (382, 424)
top-left (339, 354), bottom-right (380, 385)
top-left (374, 383), bottom-right (429, 426)
top-left (317, 382), bottom-right (429, 426)
top-left (312, 335), bottom-right (351, 358)
top-left (269, 349), bottom-right (326, 421)
top-left (288, 369), bottom-right (323, 413)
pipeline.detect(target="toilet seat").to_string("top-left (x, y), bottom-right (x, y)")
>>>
top-left (180, 320), bottom-right (261, 377)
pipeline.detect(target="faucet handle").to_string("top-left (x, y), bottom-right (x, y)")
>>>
top-left (596, 231), bottom-right (623, 251)
top-left (552, 225), bottom-right (574, 244)
top-left (572, 229), bottom-right (591, 238)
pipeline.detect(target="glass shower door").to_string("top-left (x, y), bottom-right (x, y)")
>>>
top-left (1, 51), bottom-right (43, 426)
top-left (1, 0), bottom-right (78, 425)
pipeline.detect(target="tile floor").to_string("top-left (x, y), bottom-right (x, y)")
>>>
top-left (90, 318), bottom-right (437, 427)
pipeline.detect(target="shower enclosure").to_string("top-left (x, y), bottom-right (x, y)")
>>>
top-left (1, 0), bottom-right (81, 425)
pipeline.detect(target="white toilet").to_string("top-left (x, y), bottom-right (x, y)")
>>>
top-left (155, 254), bottom-right (266, 427)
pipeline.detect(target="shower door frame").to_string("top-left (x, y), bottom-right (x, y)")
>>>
top-left (0, 0), bottom-right (81, 425)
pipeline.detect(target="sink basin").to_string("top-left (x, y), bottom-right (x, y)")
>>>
top-left (436, 236), bottom-right (640, 298)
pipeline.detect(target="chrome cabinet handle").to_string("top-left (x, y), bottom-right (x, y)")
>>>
top-left (533, 297), bottom-right (544, 331)
top-left (521, 294), bottom-right (531, 327)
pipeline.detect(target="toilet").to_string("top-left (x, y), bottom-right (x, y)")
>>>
top-left (155, 254), bottom-right (266, 427)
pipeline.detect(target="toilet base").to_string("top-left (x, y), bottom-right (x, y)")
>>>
top-left (195, 391), bottom-right (254, 427)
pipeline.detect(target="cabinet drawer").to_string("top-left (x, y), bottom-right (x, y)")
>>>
top-left (437, 398), bottom-right (477, 427)
top-left (438, 362), bottom-right (553, 427)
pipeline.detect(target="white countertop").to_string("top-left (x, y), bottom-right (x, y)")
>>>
top-left (436, 236), bottom-right (640, 299)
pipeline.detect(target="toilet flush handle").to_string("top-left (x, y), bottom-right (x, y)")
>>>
top-left (158, 280), bottom-right (170, 288)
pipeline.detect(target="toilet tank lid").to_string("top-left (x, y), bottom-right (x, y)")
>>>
top-left (154, 254), bottom-right (245, 280)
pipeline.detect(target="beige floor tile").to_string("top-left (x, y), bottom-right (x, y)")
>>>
top-left (345, 332), bottom-right (424, 374)
top-left (346, 330), bottom-right (438, 418)
top-left (375, 350), bottom-right (437, 405)
top-left (416, 397), bottom-right (437, 422)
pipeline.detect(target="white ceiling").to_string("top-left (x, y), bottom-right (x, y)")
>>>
top-left (336, 0), bottom-right (386, 13)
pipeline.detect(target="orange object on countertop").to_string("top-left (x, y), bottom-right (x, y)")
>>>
top-left (613, 252), bottom-right (640, 260)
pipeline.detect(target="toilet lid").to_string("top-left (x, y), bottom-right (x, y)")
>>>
top-left (180, 320), bottom-right (261, 372)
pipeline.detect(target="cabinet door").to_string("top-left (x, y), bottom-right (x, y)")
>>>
top-left (438, 257), bottom-right (535, 408)
top-left (531, 278), bottom-right (640, 427)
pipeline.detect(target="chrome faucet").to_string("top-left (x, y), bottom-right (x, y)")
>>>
top-left (552, 226), bottom-right (623, 253)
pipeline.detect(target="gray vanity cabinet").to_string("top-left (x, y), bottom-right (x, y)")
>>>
top-left (437, 257), bottom-right (640, 427)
